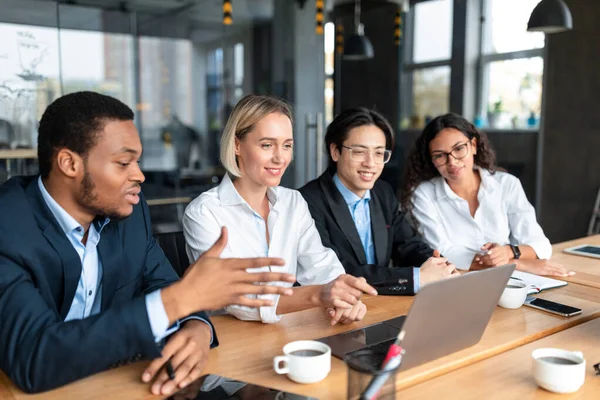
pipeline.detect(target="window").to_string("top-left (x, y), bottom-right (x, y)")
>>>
top-left (403, 0), bottom-right (453, 129)
top-left (60, 30), bottom-right (135, 108)
top-left (412, 65), bottom-right (451, 126)
top-left (0, 22), bottom-right (60, 150)
top-left (138, 36), bottom-right (193, 171)
top-left (233, 42), bottom-right (244, 101)
top-left (206, 47), bottom-right (224, 132)
top-left (479, 0), bottom-right (545, 129)
top-left (324, 21), bottom-right (335, 124)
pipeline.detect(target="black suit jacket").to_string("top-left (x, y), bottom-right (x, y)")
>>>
top-left (299, 170), bottom-right (433, 294)
top-left (0, 176), bottom-right (217, 393)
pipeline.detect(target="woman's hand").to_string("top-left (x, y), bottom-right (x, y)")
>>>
top-left (516, 259), bottom-right (575, 277)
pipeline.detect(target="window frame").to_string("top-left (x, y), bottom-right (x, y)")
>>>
top-left (402, 0), bottom-right (545, 131)
top-left (401, 0), bottom-right (453, 126)
top-left (475, 0), bottom-right (544, 127)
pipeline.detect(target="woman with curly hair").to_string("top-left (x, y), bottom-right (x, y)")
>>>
top-left (401, 113), bottom-right (574, 277)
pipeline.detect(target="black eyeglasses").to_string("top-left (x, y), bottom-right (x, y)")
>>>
top-left (341, 145), bottom-right (392, 164)
top-left (430, 141), bottom-right (471, 166)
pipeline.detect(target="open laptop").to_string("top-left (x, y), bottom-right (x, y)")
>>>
top-left (318, 263), bottom-right (515, 372)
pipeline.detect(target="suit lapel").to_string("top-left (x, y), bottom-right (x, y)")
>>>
top-left (319, 172), bottom-right (367, 265)
top-left (369, 193), bottom-right (388, 267)
top-left (98, 223), bottom-right (122, 310)
top-left (26, 179), bottom-right (83, 320)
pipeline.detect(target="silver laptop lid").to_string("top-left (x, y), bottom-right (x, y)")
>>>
top-left (398, 263), bottom-right (516, 371)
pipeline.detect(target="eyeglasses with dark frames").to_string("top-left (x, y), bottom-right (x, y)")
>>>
top-left (430, 141), bottom-right (471, 166)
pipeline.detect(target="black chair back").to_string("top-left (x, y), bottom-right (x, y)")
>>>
top-left (154, 223), bottom-right (189, 277)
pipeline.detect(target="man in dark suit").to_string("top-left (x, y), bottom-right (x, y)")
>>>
top-left (300, 108), bottom-right (458, 300)
top-left (0, 92), bottom-right (295, 394)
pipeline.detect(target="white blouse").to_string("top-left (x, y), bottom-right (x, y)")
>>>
top-left (182, 174), bottom-right (344, 323)
top-left (411, 169), bottom-right (552, 270)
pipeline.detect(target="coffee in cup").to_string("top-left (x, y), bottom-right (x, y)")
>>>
top-left (498, 279), bottom-right (539, 309)
top-left (532, 348), bottom-right (586, 393)
top-left (273, 340), bottom-right (331, 384)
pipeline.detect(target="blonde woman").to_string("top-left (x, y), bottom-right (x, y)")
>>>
top-left (183, 94), bottom-right (377, 324)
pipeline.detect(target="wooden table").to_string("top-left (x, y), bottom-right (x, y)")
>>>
top-left (146, 197), bottom-right (192, 206)
top-left (4, 282), bottom-right (600, 400)
top-left (0, 149), bottom-right (37, 159)
top-left (398, 317), bottom-right (600, 399)
top-left (551, 235), bottom-right (600, 289)
top-left (0, 149), bottom-right (37, 179)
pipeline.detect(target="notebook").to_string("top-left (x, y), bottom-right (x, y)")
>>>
top-left (511, 270), bottom-right (567, 294)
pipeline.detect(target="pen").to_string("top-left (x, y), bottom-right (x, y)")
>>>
top-left (165, 358), bottom-right (175, 380)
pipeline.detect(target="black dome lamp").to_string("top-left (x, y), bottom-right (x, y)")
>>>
top-left (343, 0), bottom-right (374, 60)
top-left (527, 0), bottom-right (573, 34)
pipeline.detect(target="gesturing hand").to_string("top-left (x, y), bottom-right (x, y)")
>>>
top-left (163, 227), bottom-right (297, 321)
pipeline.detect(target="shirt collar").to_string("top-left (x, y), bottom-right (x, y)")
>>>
top-left (38, 176), bottom-right (110, 235)
top-left (217, 173), bottom-right (279, 208)
top-left (434, 167), bottom-right (499, 200)
top-left (332, 173), bottom-right (371, 205)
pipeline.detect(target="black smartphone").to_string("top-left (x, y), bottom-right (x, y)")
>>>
top-left (524, 296), bottom-right (583, 317)
top-left (168, 374), bottom-right (318, 399)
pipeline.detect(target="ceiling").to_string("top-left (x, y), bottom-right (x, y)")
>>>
top-left (1, 0), bottom-right (274, 40)
top-left (50, 0), bottom-right (275, 23)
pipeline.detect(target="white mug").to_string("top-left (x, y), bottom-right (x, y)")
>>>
top-left (273, 340), bottom-right (331, 384)
top-left (532, 348), bottom-right (586, 393)
top-left (498, 279), bottom-right (539, 309)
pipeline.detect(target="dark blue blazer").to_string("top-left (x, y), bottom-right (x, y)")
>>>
top-left (0, 176), bottom-right (217, 393)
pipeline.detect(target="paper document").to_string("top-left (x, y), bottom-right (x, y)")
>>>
top-left (511, 270), bottom-right (567, 294)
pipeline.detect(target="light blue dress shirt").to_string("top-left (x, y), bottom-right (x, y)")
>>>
top-left (332, 174), bottom-right (420, 293)
top-left (38, 177), bottom-right (212, 343)
top-left (333, 174), bottom-right (375, 264)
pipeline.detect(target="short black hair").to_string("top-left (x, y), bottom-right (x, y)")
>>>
top-left (324, 107), bottom-right (395, 169)
top-left (37, 91), bottom-right (134, 178)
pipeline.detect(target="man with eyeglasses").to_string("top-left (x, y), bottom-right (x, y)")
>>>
top-left (300, 108), bottom-right (458, 296)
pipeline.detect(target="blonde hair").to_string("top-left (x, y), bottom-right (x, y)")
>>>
top-left (220, 94), bottom-right (293, 177)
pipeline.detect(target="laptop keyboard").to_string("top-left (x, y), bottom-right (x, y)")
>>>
top-left (345, 338), bottom-right (395, 371)
top-left (364, 338), bottom-right (396, 354)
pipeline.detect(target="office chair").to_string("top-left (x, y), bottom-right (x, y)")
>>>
top-left (154, 223), bottom-right (189, 277)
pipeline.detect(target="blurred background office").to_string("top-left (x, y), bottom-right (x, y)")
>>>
top-left (0, 0), bottom-right (598, 242)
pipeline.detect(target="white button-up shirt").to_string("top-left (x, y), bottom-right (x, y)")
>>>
top-left (183, 174), bottom-right (344, 323)
top-left (411, 169), bottom-right (552, 270)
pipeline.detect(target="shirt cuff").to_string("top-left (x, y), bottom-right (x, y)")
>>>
top-left (180, 316), bottom-right (215, 345)
top-left (258, 294), bottom-right (282, 324)
top-left (146, 290), bottom-right (215, 345)
top-left (145, 290), bottom-right (172, 343)
top-left (413, 267), bottom-right (420, 294)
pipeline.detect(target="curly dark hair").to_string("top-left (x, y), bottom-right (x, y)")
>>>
top-left (325, 107), bottom-right (395, 170)
top-left (38, 91), bottom-right (134, 179)
top-left (401, 113), bottom-right (497, 225)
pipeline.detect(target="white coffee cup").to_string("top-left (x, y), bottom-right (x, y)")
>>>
top-left (498, 279), bottom-right (539, 309)
top-left (532, 348), bottom-right (586, 393)
top-left (273, 340), bottom-right (331, 384)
